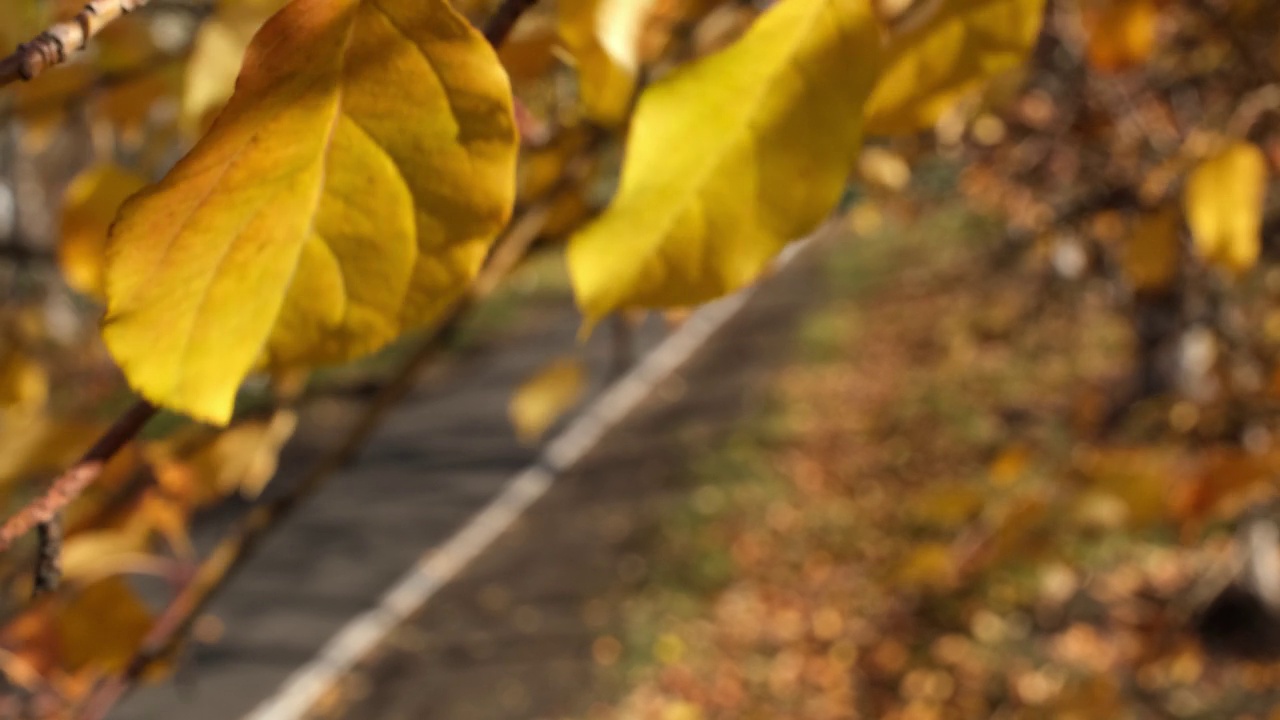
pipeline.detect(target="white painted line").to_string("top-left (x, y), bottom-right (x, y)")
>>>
top-left (244, 238), bottom-right (813, 720)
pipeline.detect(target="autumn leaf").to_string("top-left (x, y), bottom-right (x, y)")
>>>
top-left (103, 0), bottom-right (518, 424)
top-left (0, 350), bottom-right (48, 412)
top-left (863, 0), bottom-right (1046, 135)
top-left (180, 9), bottom-right (268, 136)
top-left (1081, 0), bottom-right (1158, 72)
top-left (509, 357), bottom-right (587, 443)
top-left (57, 577), bottom-right (154, 675)
top-left (58, 164), bottom-right (149, 300)
top-left (567, 0), bottom-right (884, 325)
top-left (558, 0), bottom-right (639, 125)
top-left (59, 528), bottom-right (165, 584)
top-left (0, 415), bottom-right (103, 486)
top-left (1184, 141), bottom-right (1268, 275)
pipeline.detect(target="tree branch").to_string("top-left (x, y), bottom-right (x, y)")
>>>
top-left (0, 400), bottom-right (156, 553)
top-left (0, 0), bottom-right (152, 88)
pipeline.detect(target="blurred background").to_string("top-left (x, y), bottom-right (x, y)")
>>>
top-left (4, 0), bottom-right (1280, 718)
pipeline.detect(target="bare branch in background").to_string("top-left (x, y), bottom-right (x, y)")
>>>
top-left (0, 0), bottom-right (153, 87)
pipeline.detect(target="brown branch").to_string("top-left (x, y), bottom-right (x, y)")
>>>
top-left (0, 400), bottom-right (156, 553)
top-left (0, 0), bottom-right (152, 88)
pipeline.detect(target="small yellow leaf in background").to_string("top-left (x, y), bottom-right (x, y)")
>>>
top-left (1123, 206), bottom-right (1181, 291)
top-left (57, 578), bottom-right (153, 675)
top-left (1184, 141), bottom-right (1268, 275)
top-left (103, 0), bottom-right (518, 424)
top-left (204, 410), bottom-right (299, 498)
top-left (568, 0), bottom-right (885, 325)
top-left (863, 0), bottom-right (1047, 135)
top-left (0, 350), bottom-right (48, 412)
top-left (180, 10), bottom-right (270, 137)
top-left (0, 416), bottom-right (104, 486)
top-left (149, 410), bottom-right (299, 503)
top-left (1081, 0), bottom-right (1158, 73)
top-left (508, 357), bottom-right (587, 444)
top-left (558, 0), bottom-right (640, 125)
top-left (58, 164), bottom-right (148, 301)
top-left (59, 528), bottom-right (162, 585)
top-left (893, 542), bottom-right (957, 590)
top-left (596, 0), bottom-right (660, 73)
top-left (858, 146), bottom-right (912, 191)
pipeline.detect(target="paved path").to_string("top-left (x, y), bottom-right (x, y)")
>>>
top-left (114, 241), bottom-right (827, 719)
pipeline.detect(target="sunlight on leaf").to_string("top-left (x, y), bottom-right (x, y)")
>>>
top-left (103, 0), bottom-right (518, 424)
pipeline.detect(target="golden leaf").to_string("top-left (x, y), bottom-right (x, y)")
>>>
top-left (558, 0), bottom-right (639, 125)
top-left (1081, 0), bottom-right (1158, 72)
top-left (509, 357), bottom-right (587, 443)
top-left (59, 528), bottom-right (163, 585)
top-left (103, 0), bottom-right (518, 424)
top-left (567, 0), bottom-right (884, 325)
top-left (58, 164), bottom-right (149, 300)
top-left (57, 577), bottom-right (153, 675)
top-left (1184, 141), bottom-right (1268, 275)
top-left (0, 350), bottom-right (48, 412)
top-left (863, 0), bottom-right (1046, 135)
top-left (149, 411), bottom-right (298, 504)
top-left (180, 9), bottom-right (272, 137)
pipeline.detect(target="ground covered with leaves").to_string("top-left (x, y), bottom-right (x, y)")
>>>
top-left (577, 205), bottom-right (1280, 720)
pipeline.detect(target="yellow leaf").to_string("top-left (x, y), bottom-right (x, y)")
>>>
top-left (60, 528), bottom-right (163, 585)
top-left (508, 357), bottom-right (587, 443)
top-left (1184, 141), bottom-right (1268, 274)
top-left (58, 164), bottom-right (149, 300)
top-left (203, 410), bottom-right (299, 498)
top-left (893, 542), bottom-right (956, 590)
top-left (0, 417), bottom-right (102, 488)
top-left (857, 146), bottom-right (912, 191)
top-left (103, 0), bottom-right (518, 424)
top-left (180, 9), bottom-right (269, 137)
top-left (567, 0), bottom-right (884, 325)
top-left (558, 0), bottom-right (639, 125)
top-left (57, 577), bottom-right (153, 675)
top-left (863, 0), bottom-right (1046, 135)
top-left (148, 411), bottom-right (298, 503)
top-left (0, 351), bottom-right (48, 412)
top-left (1123, 205), bottom-right (1180, 292)
top-left (1081, 0), bottom-right (1158, 72)
top-left (596, 0), bottom-right (660, 73)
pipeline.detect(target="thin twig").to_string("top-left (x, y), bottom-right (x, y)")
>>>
top-left (0, 400), bottom-right (156, 553)
top-left (31, 518), bottom-right (63, 596)
top-left (0, 0), bottom-right (152, 88)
